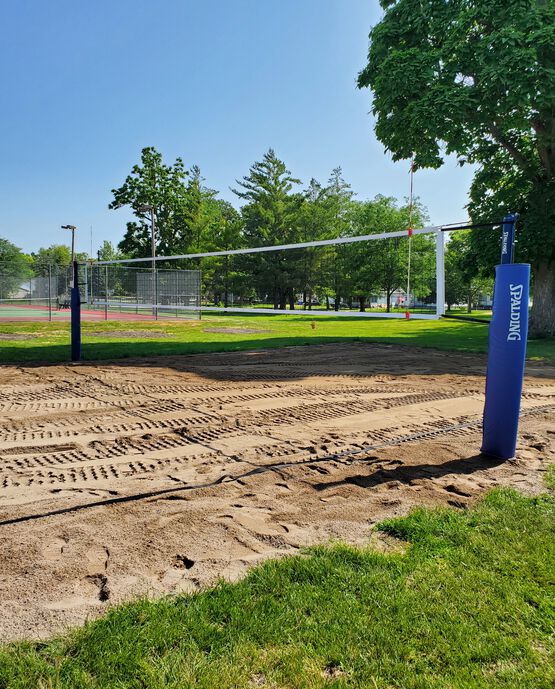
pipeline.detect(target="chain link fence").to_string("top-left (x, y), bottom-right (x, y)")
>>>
top-left (0, 262), bottom-right (73, 321)
top-left (86, 264), bottom-right (201, 320)
top-left (0, 262), bottom-right (201, 321)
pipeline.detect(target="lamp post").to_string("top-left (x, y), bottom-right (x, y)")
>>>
top-left (61, 224), bottom-right (77, 284)
top-left (138, 204), bottom-right (157, 319)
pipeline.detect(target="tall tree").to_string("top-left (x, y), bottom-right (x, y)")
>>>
top-left (183, 166), bottom-right (217, 252)
top-left (321, 168), bottom-right (355, 310)
top-left (198, 200), bottom-right (247, 307)
top-left (97, 240), bottom-right (122, 262)
top-left (296, 176), bottom-right (349, 309)
top-left (444, 238), bottom-right (468, 312)
top-left (358, 0), bottom-right (555, 335)
top-left (110, 147), bottom-right (195, 257)
top-left (31, 245), bottom-right (71, 275)
top-left (233, 149), bottom-right (302, 309)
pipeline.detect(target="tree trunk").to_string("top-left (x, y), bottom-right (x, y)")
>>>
top-left (386, 290), bottom-right (391, 313)
top-left (334, 293), bottom-right (340, 311)
top-left (359, 295), bottom-right (366, 312)
top-left (289, 292), bottom-right (295, 310)
top-left (467, 293), bottom-right (472, 313)
top-left (326, 295), bottom-right (330, 310)
top-left (529, 260), bottom-right (555, 337)
top-left (302, 291), bottom-right (307, 310)
top-left (447, 302), bottom-right (452, 312)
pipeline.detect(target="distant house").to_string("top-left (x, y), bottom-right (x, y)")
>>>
top-left (477, 293), bottom-right (493, 309)
top-left (14, 277), bottom-right (50, 300)
top-left (13, 281), bottom-right (32, 299)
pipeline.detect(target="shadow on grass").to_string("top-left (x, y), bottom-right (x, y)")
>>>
top-left (0, 324), bottom-right (553, 376)
top-left (0, 331), bottom-right (491, 369)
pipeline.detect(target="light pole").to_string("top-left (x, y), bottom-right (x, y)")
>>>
top-left (138, 204), bottom-right (157, 319)
top-left (61, 224), bottom-right (77, 279)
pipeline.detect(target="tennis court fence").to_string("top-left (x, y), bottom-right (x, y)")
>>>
top-left (0, 263), bottom-right (201, 322)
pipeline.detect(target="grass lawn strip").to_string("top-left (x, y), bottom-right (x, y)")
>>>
top-left (0, 314), bottom-right (554, 364)
top-left (0, 487), bottom-right (553, 688)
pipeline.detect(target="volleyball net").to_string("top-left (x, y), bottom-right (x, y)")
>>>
top-left (92, 226), bottom-right (446, 320)
top-left (0, 227), bottom-right (446, 322)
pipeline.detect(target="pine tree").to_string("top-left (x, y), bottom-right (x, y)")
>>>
top-left (233, 149), bottom-right (302, 309)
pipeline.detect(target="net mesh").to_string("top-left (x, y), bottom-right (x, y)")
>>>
top-left (96, 232), bottom-right (440, 317)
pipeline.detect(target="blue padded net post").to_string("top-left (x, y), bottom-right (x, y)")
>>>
top-left (481, 216), bottom-right (530, 458)
top-left (70, 260), bottom-right (82, 362)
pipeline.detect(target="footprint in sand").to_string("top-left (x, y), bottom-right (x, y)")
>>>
top-left (85, 545), bottom-right (110, 575)
top-left (42, 536), bottom-right (68, 562)
top-left (159, 568), bottom-right (197, 593)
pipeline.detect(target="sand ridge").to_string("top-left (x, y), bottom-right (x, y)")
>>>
top-left (0, 342), bottom-right (553, 641)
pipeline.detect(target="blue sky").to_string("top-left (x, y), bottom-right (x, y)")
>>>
top-left (0, 0), bottom-right (474, 256)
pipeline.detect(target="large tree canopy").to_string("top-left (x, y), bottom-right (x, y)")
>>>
top-left (358, 0), bottom-right (555, 335)
top-left (30, 245), bottom-right (88, 275)
top-left (31, 245), bottom-right (71, 275)
top-left (110, 147), bottom-right (211, 258)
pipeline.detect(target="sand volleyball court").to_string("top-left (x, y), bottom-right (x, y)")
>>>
top-left (1, 342), bottom-right (554, 640)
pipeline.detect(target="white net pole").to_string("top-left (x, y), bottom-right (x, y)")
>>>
top-left (435, 230), bottom-right (445, 317)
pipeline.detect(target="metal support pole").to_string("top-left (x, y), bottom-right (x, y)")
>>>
top-left (151, 208), bottom-right (158, 320)
top-left (84, 262), bottom-right (89, 304)
top-left (198, 269), bottom-right (202, 321)
top-left (500, 214), bottom-right (518, 264)
top-left (104, 265), bottom-right (108, 321)
top-left (48, 265), bottom-right (52, 322)
top-left (90, 264), bottom-right (94, 309)
top-left (435, 230), bottom-right (445, 317)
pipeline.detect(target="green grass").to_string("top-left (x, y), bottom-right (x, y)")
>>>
top-left (546, 464), bottom-right (555, 492)
top-left (0, 313), bottom-right (554, 364)
top-left (444, 309), bottom-right (493, 322)
top-left (1, 488), bottom-right (554, 688)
